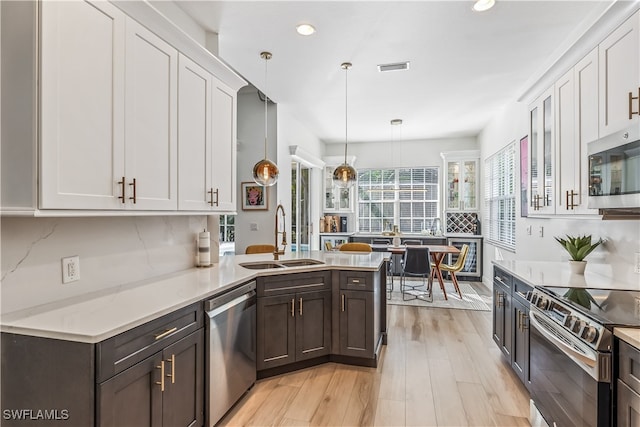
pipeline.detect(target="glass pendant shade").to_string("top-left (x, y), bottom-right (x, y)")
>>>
top-left (253, 158), bottom-right (279, 186)
top-left (332, 163), bottom-right (357, 188)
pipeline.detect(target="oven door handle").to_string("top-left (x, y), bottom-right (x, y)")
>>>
top-left (529, 310), bottom-right (597, 369)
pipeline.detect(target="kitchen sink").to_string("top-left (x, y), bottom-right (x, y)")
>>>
top-left (239, 262), bottom-right (285, 270)
top-left (278, 259), bottom-right (325, 267)
top-left (239, 259), bottom-right (325, 270)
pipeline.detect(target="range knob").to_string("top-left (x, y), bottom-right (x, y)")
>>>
top-left (536, 296), bottom-right (549, 310)
top-left (583, 326), bottom-right (599, 343)
top-left (564, 315), bottom-right (577, 328)
top-left (572, 319), bottom-right (584, 334)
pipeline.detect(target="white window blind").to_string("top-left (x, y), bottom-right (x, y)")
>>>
top-left (484, 143), bottom-right (516, 250)
top-left (357, 167), bottom-right (439, 233)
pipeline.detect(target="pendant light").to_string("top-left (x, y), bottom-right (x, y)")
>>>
top-left (332, 62), bottom-right (357, 188)
top-left (253, 51), bottom-right (279, 186)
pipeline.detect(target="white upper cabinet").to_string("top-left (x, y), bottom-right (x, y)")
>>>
top-left (40, 0), bottom-right (126, 209)
top-left (178, 54), bottom-right (213, 211)
top-left (2, 0), bottom-right (245, 215)
top-left (124, 20), bottom-right (178, 210)
top-left (598, 10), bottom-right (640, 137)
top-left (528, 87), bottom-right (555, 215)
top-left (442, 152), bottom-right (479, 212)
top-left (210, 79), bottom-right (238, 212)
top-left (555, 48), bottom-right (600, 216)
top-left (323, 165), bottom-right (354, 213)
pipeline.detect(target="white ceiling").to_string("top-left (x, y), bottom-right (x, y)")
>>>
top-left (175, 1), bottom-right (613, 144)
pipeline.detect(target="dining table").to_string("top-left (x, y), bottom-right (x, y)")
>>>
top-left (370, 243), bottom-right (460, 299)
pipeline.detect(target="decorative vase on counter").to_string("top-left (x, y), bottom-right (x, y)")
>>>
top-left (392, 236), bottom-right (401, 247)
top-left (568, 260), bottom-right (587, 275)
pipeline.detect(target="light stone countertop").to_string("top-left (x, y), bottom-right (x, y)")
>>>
top-left (493, 260), bottom-right (640, 291)
top-left (615, 328), bottom-right (640, 349)
top-left (0, 251), bottom-right (384, 344)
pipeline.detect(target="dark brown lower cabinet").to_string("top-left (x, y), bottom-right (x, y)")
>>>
top-left (97, 329), bottom-right (204, 427)
top-left (339, 290), bottom-right (374, 357)
top-left (257, 290), bottom-right (331, 371)
top-left (492, 279), bottom-right (511, 359)
top-left (511, 297), bottom-right (530, 387)
top-left (617, 340), bottom-right (640, 426)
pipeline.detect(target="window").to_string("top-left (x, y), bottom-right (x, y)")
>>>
top-left (219, 215), bottom-right (235, 255)
top-left (357, 167), bottom-right (439, 233)
top-left (484, 143), bottom-right (516, 250)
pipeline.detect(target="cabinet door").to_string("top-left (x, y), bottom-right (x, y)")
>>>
top-left (492, 286), bottom-right (505, 349)
top-left (528, 87), bottom-right (555, 215)
top-left (257, 294), bottom-right (296, 370)
top-left (40, 0), bottom-right (126, 209)
top-left (296, 290), bottom-right (331, 361)
top-left (339, 290), bottom-right (375, 358)
top-left (178, 54), bottom-right (213, 211)
top-left (323, 166), bottom-right (353, 213)
top-left (124, 19), bottom-right (178, 210)
top-left (97, 353), bottom-right (163, 427)
top-left (211, 79), bottom-right (237, 212)
top-left (617, 380), bottom-right (640, 427)
top-left (556, 68), bottom-right (577, 213)
top-left (511, 298), bottom-right (529, 386)
top-left (162, 330), bottom-right (204, 427)
top-left (599, 11), bottom-right (640, 137)
top-left (574, 48), bottom-right (600, 215)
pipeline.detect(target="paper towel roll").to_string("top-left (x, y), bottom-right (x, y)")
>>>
top-left (198, 230), bottom-right (210, 267)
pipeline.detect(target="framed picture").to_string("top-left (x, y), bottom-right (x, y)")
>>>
top-left (241, 182), bottom-right (268, 210)
top-left (520, 135), bottom-right (529, 217)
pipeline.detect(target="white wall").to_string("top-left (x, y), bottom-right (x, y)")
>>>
top-left (478, 100), bottom-right (640, 287)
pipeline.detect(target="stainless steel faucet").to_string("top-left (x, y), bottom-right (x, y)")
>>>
top-left (274, 204), bottom-right (287, 260)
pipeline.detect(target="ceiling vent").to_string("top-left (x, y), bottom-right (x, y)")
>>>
top-left (377, 61), bottom-right (410, 72)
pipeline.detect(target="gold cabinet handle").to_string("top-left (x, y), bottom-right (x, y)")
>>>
top-left (629, 88), bottom-right (639, 119)
top-left (166, 354), bottom-right (175, 384)
top-left (291, 298), bottom-right (295, 317)
top-left (522, 313), bottom-right (529, 330)
top-left (299, 297), bottom-right (303, 316)
top-left (208, 188), bottom-right (214, 206)
top-left (129, 178), bottom-right (137, 204)
top-left (341, 294), bottom-right (345, 312)
top-left (118, 177), bottom-right (126, 203)
top-left (518, 311), bottom-right (523, 332)
top-left (155, 360), bottom-right (165, 392)
top-left (154, 327), bottom-right (177, 341)
top-left (569, 190), bottom-right (577, 209)
top-left (213, 188), bottom-right (219, 206)
top-left (352, 279), bottom-right (360, 284)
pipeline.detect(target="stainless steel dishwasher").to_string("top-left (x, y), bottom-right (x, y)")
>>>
top-left (205, 281), bottom-right (256, 426)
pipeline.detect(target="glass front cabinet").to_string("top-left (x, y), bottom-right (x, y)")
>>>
top-left (528, 87), bottom-right (555, 215)
top-left (323, 165), bottom-right (354, 213)
top-left (441, 151), bottom-right (479, 212)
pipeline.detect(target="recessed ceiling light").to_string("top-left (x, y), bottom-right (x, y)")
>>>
top-left (472, 0), bottom-right (495, 12)
top-left (390, 119), bottom-right (403, 125)
top-left (377, 62), bottom-right (410, 72)
top-left (296, 23), bottom-right (316, 36)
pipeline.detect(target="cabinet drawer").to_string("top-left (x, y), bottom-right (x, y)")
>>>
top-left (617, 379), bottom-right (640, 427)
top-left (493, 267), bottom-right (512, 289)
top-left (257, 271), bottom-right (331, 297)
top-left (619, 340), bottom-right (640, 395)
top-left (513, 278), bottom-right (532, 303)
top-left (97, 302), bottom-right (203, 382)
top-left (340, 271), bottom-right (374, 292)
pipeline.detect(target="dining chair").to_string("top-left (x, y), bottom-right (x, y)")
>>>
top-left (245, 244), bottom-right (276, 254)
top-left (431, 244), bottom-right (469, 299)
top-left (400, 246), bottom-right (431, 300)
top-left (324, 241), bottom-right (334, 251)
top-left (399, 240), bottom-right (422, 290)
top-left (338, 242), bottom-right (372, 252)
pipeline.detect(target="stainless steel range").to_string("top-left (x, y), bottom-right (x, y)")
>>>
top-left (526, 286), bottom-right (640, 427)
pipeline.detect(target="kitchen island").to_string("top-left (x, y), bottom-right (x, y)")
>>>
top-left (1, 251), bottom-right (386, 427)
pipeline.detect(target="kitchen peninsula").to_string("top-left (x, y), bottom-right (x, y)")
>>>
top-left (1, 251), bottom-right (386, 427)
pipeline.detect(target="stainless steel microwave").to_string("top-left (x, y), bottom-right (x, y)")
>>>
top-left (587, 125), bottom-right (640, 209)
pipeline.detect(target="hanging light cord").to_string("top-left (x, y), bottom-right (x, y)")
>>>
top-left (342, 63), bottom-right (351, 164)
top-left (263, 54), bottom-right (269, 160)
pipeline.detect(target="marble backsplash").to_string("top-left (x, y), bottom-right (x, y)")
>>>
top-left (1, 215), bottom-right (219, 314)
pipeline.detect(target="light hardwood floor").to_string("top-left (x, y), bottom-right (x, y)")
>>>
top-left (219, 284), bottom-right (531, 427)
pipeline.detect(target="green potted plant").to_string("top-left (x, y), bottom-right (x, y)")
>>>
top-left (554, 234), bottom-right (604, 274)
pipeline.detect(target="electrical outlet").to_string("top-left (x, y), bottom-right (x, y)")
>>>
top-left (635, 253), bottom-right (640, 274)
top-left (538, 226), bottom-right (544, 237)
top-left (62, 256), bottom-right (80, 284)
top-left (250, 222), bottom-right (258, 231)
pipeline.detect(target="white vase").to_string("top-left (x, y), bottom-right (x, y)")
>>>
top-left (569, 260), bottom-right (587, 275)
top-left (392, 236), bottom-right (401, 247)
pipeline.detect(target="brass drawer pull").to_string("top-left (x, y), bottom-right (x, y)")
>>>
top-left (291, 298), bottom-right (295, 317)
top-left (154, 327), bottom-right (177, 341)
top-left (208, 188), bottom-right (214, 206)
top-left (213, 188), bottom-right (219, 206)
top-left (166, 354), bottom-right (175, 384)
top-left (341, 294), bottom-right (345, 312)
top-left (299, 297), bottom-right (303, 316)
top-left (155, 360), bottom-right (165, 391)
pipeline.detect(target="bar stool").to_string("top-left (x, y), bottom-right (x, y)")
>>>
top-left (245, 244), bottom-right (276, 254)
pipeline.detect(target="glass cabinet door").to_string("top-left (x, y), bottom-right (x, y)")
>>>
top-left (323, 166), bottom-right (353, 213)
top-left (462, 160), bottom-right (477, 210)
top-left (445, 158), bottom-right (478, 211)
top-left (529, 88), bottom-right (555, 215)
top-left (447, 162), bottom-right (460, 209)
